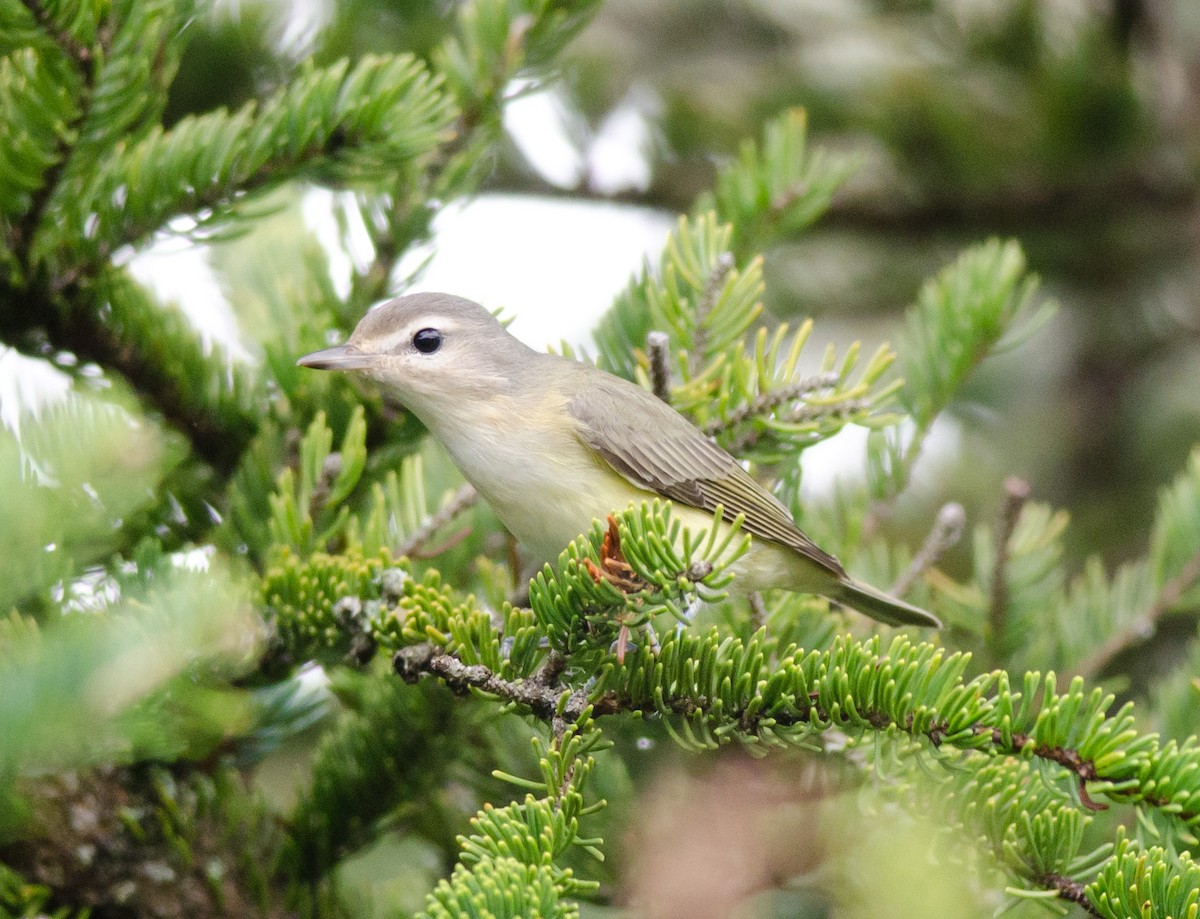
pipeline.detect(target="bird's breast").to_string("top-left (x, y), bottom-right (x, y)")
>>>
top-left (428, 394), bottom-right (651, 562)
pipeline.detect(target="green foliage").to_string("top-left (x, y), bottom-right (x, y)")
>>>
top-left (0, 47), bottom-right (77, 225)
top-left (3, 0), bottom-right (1199, 915)
top-left (898, 239), bottom-right (1047, 430)
top-left (282, 677), bottom-right (463, 889)
top-left (0, 391), bottom-right (171, 610)
top-left (868, 239), bottom-right (1053, 502)
top-left (699, 108), bottom-right (857, 260)
top-left (594, 107), bottom-right (859, 380)
top-left (418, 715), bottom-right (603, 918)
top-left (83, 269), bottom-right (264, 465)
top-left (931, 444), bottom-right (1200, 681)
top-left (422, 856), bottom-right (573, 919)
top-left (1087, 833), bottom-right (1200, 919)
top-left (53, 53), bottom-right (455, 269)
top-left (592, 209), bottom-right (899, 471)
top-left (0, 862), bottom-right (71, 919)
top-left (260, 547), bottom-right (397, 666)
top-left (930, 755), bottom-right (1096, 900)
top-left (0, 562), bottom-right (254, 771)
top-left (528, 500), bottom-right (747, 658)
top-left (268, 408), bottom-right (368, 556)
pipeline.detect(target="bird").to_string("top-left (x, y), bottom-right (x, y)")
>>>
top-left (297, 292), bottom-right (940, 629)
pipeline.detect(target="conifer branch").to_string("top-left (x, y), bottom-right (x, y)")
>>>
top-left (386, 631), bottom-right (1195, 826)
top-left (722, 396), bottom-right (871, 454)
top-left (393, 643), bottom-right (585, 722)
top-left (23, 273), bottom-right (261, 474)
top-left (1042, 873), bottom-right (1101, 916)
top-left (701, 372), bottom-right (839, 438)
top-left (18, 0), bottom-right (94, 62)
top-left (689, 250), bottom-right (734, 375)
top-left (383, 631), bottom-right (1197, 913)
top-left (1073, 549), bottom-right (1200, 680)
top-left (7, 2), bottom-right (95, 276)
top-left (869, 241), bottom-right (1047, 518)
top-left (988, 476), bottom-right (1031, 663)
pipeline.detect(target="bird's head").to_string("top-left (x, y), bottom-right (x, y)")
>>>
top-left (297, 292), bottom-right (535, 417)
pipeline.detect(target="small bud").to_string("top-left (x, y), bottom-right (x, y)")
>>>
top-left (379, 567), bottom-right (409, 600)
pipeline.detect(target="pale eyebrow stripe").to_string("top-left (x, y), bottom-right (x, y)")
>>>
top-left (374, 316), bottom-right (458, 352)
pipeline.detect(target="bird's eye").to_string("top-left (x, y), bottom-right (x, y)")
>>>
top-left (412, 328), bottom-right (442, 354)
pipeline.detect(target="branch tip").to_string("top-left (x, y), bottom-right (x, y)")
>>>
top-left (891, 501), bottom-right (967, 597)
top-left (646, 330), bottom-right (672, 403)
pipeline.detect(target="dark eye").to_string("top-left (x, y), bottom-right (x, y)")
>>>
top-left (412, 328), bottom-right (442, 354)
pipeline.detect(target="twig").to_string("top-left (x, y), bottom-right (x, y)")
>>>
top-left (396, 483), bottom-right (479, 560)
top-left (646, 331), bottom-right (672, 403)
top-left (723, 396), bottom-right (870, 454)
top-left (702, 372), bottom-right (839, 438)
top-left (393, 643), bottom-right (587, 722)
top-left (307, 454), bottom-right (343, 522)
top-left (890, 502), bottom-right (967, 597)
top-left (689, 251), bottom-right (734, 377)
top-left (988, 477), bottom-right (1030, 660)
top-left (1040, 874), bottom-right (1100, 916)
top-left (394, 638), bottom-right (1191, 814)
top-left (748, 592), bottom-right (767, 630)
top-left (1072, 549), bottom-right (1200, 679)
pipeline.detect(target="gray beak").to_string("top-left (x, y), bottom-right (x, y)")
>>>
top-left (296, 344), bottom-right (378, 371)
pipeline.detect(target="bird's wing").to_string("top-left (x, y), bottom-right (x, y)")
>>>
top-left (566, 379), bottom-right (845, 577)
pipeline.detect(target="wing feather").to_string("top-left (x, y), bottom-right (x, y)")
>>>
top-left (567, 379), bottom-right (844, 577)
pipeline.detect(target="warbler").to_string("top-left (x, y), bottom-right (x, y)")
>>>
top-left (298, 292), bottom-right (940, 628)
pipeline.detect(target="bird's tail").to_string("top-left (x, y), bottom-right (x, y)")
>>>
top-left (832, 578), bottom-right (942, 629)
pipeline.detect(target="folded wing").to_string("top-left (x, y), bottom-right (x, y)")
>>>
top-left (567, 379), bottom-right (845, 578)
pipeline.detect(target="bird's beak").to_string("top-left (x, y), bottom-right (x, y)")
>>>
top-left (296, 344), bottom-right (378, 371)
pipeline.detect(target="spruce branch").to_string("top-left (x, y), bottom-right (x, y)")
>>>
top-left (700, 108), bottom-right (857, 259)
top-left (52, 54), bottom-right (454, 274)
top-left (1042, 873), bottom-right (1099, 915)
top-left (394, 643), bottom-right (587, 723)
top-left (701, 371), bottom-right (839, 438)
top-left (689, 250), bottom-right (734, 376)
top-left (19, 0), bottom-right (197, 280)
top-left (12, 271), bottom-right (261, 474)
top-left (381, 632), bottom-right (1194, 913)
top-left (869, 240), bottom-right (1049, 512)
top-left (988, 476), bottom-right (1031, 664)
top-left (17, 0), bottom-right (95, 61)
top-left (387, 625), bottom-right (1194, 814)
top-left (6, 6), bottom-right (92, 273)
top-left (1073, 549), bottom-right (1200, 680)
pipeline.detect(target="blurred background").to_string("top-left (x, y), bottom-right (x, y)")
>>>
top-left (153, 0), bottom-right (1200, 569)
